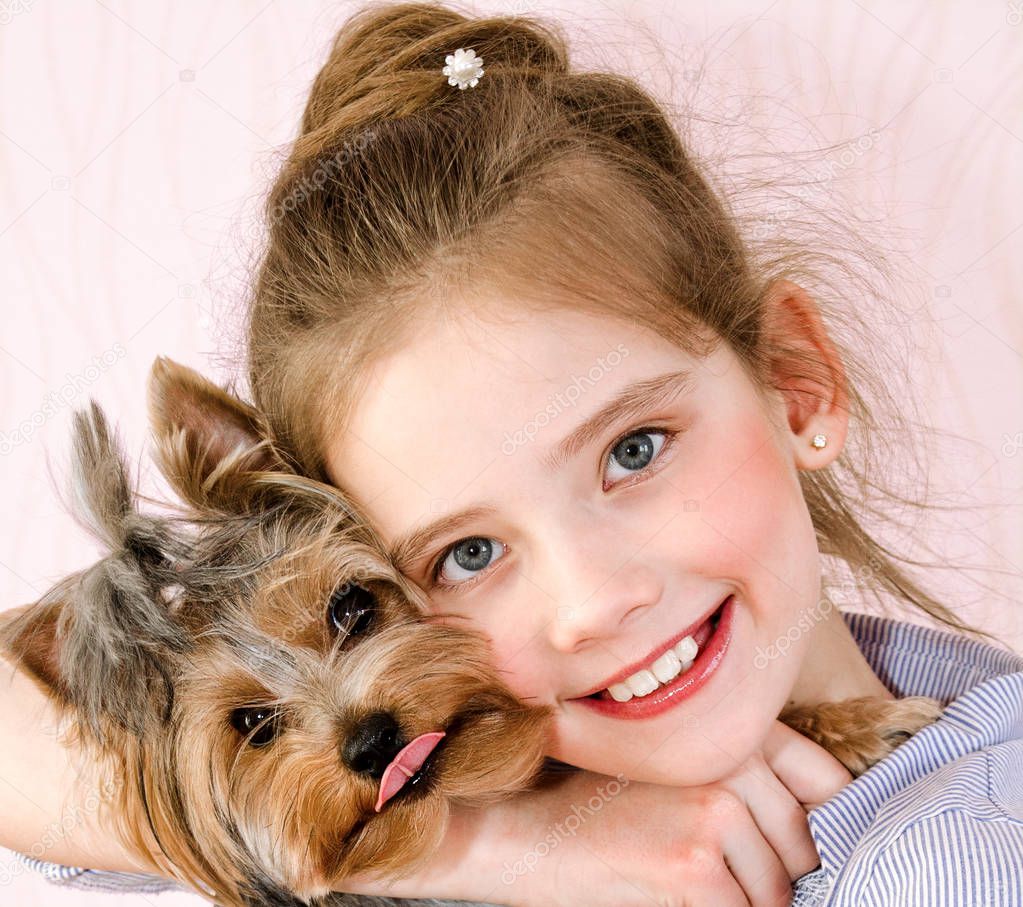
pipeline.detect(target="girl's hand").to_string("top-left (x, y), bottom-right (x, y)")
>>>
top-left (709, 719), bottom-right (854, 903)
top-left (0, 655), bottom-right (154, 874)
top-left (344, 718), bottom-right (853, 907)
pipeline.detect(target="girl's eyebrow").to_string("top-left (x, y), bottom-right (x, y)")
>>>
top-left (391, 505), bottom-right (499, 574)
top-left (540, 367), bottom-right (696, 471)
top-left (388, 367), bottom-right (696, 573)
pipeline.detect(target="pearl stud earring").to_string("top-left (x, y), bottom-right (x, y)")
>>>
top-left (811, 433), bottom-right (828, 449)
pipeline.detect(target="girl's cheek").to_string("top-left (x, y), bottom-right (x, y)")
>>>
top-left (491, 636), bottom-right (548, 702)
top-left (424, 608), bottom-right (546, 701)
top-left (643, 398), bottom-right (819, 631)
top-left (696, 412), bottom-right (820, 606)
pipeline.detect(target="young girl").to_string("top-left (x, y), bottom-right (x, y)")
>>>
top-left (3, 3), bottom-right (1022, 905)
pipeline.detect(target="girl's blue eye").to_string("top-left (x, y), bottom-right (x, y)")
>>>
top-left (428, 427), bottom-right (675, 591)
top-left (433, 537), bottom-right (507, 588)
top-left (604, 429), bottom-right (669, 484)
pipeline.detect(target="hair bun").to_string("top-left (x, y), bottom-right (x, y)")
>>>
top-left (296, 2), bottom-right (568, 143)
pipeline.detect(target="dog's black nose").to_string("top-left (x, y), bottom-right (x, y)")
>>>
top-left (342, 711), bottom-right (406, 779)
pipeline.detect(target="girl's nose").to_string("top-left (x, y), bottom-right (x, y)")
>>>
top-left (542, 558), bottom-right (662, 653)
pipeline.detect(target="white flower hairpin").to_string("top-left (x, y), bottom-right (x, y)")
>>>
top-left (442, 47), bottom-right (484, 90)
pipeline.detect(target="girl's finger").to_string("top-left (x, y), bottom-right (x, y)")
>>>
top-left (760, 719), bottom-right (853, 807)
top-left (718, 793), bottom-right (795, 907)
top-left (676, 867), bottom-right (750, 907)
top-left (727, 754), bottom-right (824, 882)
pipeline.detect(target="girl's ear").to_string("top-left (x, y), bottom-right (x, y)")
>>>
top-left (147, 356), bottom-right (292, 513)
top-left (760, 279), bottom-right (850, 470)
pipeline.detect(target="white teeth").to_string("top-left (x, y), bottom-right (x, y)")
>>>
top-left (603, 634), bottom-right (700, 702)
top-left (607, 682), bottom-right (634, 702)
top-left (625, 669), bottom-right (659, 697)
top-left (674, 635), bottom-right (699, 663)
top-left (650, 647), bottom-right (682, 683)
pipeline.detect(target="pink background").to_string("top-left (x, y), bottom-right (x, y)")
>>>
top-left (1, 1), bottom-right (1020, 904)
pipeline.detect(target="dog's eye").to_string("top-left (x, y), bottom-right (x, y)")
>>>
top-left (230, 707), bottom-right (281, 747)
top-left (328, 582), bottom-right (376, 639)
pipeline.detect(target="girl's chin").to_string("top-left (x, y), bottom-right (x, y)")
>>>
top-left (556, 691), bottom-right (785, 785)
top-left (553, 732), bottom-right (767, 787)
top-left (549, 608), bottom-right (798, 784)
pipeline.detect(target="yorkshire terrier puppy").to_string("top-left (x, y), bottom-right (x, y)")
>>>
top-left (0, 357), bottom-right (553, 907)
top-left (0, 356), bottom-right (943, 907)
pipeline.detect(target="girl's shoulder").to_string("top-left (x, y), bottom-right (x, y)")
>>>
top-left (815, 611), bottom-right (1023, 904)
top-left (841, 739), bottom-right (1023, 906)
top-left (841, 608), bottom-right (1023, 704)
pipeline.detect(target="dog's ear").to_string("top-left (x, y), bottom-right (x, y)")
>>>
top-left (147, 356), bottom-right (292, 514)
top-left (0, 401), bottom-right (189, 741)
top-left (0, 600), bottom-right (65, 695)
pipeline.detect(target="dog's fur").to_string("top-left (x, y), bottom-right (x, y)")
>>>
top-left (779, 695), bottom-right (943, 778)
top-left (0, 357), bottom-right (943, 906)
top-left (0, 358), bottom-right (552, 906)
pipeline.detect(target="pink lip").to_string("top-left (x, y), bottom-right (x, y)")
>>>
top-left (572, 594), bottom-right (733, 699)
top-left (572, 594), bottom-right (736, 720)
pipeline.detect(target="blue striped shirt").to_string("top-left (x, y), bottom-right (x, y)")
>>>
top-left (792, 610), bottom-right (1023, 906)
top-left (5, 610), bottom-right (1023, 905)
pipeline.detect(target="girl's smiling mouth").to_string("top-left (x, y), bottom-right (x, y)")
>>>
top-left (568, 594), bottom-right (736, 720)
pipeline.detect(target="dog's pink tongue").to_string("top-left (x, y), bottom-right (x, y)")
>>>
top-left (374, 731), bottom-right (446, 813)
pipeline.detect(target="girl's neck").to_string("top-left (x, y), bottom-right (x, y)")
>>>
top-left (787, 609), bottom-right (896, 709)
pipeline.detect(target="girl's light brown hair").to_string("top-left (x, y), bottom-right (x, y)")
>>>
top-left (243, 0), bottom-right (1005, 644)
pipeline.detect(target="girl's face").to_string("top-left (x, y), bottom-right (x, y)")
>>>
top-left (325, 302), bottom-right (847, 786)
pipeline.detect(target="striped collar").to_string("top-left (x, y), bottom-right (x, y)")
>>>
top-left (807, 610), bottom-right (1023, 881)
